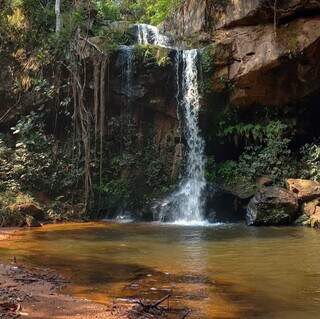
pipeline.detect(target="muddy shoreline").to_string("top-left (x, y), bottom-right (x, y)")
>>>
top-left (0, 227), bottom-right (131, 319)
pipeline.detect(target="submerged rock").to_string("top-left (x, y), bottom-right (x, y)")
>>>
top-left (246, 187), bottom-right (299, 226)
top-left (286, 179), bottom-right (320, 202)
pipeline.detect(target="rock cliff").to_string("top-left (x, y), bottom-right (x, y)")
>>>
top-left (163, 0), bottom-right (320, 107)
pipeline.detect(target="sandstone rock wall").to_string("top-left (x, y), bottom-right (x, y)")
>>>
top-left (163, 0), bottom-right (320, 107)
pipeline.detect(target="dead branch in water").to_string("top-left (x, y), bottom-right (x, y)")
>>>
top-left (135, 293), bottom-right (171, 310)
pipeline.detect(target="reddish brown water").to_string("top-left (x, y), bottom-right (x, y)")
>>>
top-left (1, 222), bottom-right (320, 319)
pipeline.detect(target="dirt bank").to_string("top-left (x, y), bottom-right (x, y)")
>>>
top-left (0, 227), bottom-right (131, 319)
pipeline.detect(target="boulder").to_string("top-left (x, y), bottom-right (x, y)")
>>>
top-left (286, 179), bottom-right (320, 202)
top-left (296, 198), bottom-right (320, 228)
top-left (302, 198), bottom-right (320, 216)
top-left (246, 186), bottom-right (299, 226)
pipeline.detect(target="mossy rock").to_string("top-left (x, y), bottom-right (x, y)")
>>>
top-left (246, 186), bottom-right (299, 226)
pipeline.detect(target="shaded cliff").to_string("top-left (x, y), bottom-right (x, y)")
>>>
top-left (163, 0), bottom-right (320, 107)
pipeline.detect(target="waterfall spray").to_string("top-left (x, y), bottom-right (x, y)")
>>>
top-left (159, 49), bottom-right (206, 224)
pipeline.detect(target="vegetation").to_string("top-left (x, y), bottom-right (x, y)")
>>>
top-left (1, 0), bottom-right (320, 226)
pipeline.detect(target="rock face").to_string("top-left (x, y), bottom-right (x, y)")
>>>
top-left (163, 0), bottom-right (320, 107)
top-left (213, 17), bottom-right (320, 106)
top-left (161, 0), bottom-right (207, 39)
top-left (286, 179), bottom-right (320, 202)
top-left (246, 187), bottom-right (299, 225)
top-left (212, 0), bottom-right (320, 29)
top-left (205, 183), bottom-right (245, 222)
top-left (163, 0), bottom-right (320, 36)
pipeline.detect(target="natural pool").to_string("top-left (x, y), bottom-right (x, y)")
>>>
top-left (0, 222), bottom-right (320, 319)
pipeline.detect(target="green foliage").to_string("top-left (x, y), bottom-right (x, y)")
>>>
top-left (201, 45), bottom-right (216, 75)
top-left (96, 0), bottom-right (121, 21)
top-left (3, 112), bottom-right (83, 196)
top-left (205, 156), bottom-right (217, 183)
top-left (134, 45), bottom-right (172, 67)
top-left (95, 118), bottom-right (175, 212)
top-left (219, 120), bottom-right (289, 144)
top-left (121, 0), bottom-right (183, 24)
top-left (301, 142), bottom-right (320, 181)
top-left (217, 160), bottom-right (238, 183)
top-left (213, 121), bottom-right (298, 188)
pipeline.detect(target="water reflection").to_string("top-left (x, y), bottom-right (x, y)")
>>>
top-left (0, 223), bottom-right (320, 319)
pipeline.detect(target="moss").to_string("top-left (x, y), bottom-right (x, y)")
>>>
top-left (133, 44), bottom-right (172, 67)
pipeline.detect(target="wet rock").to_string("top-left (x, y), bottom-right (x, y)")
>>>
top-left (205, 183), bottom-right (245, 222)
top-left (286, 179), bottom-right (320, 202)
top-left (25, 215), bottom-right (41, 227)
top-left (294, 213), bottom-right (310, 225)
top-left (246, 187), bottom-right (299, 226)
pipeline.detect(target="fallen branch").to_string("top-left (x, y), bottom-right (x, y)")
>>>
top-left (181, 309), bottom-right (191, 319)
top-left (150, 294), bottom-right (171, 308)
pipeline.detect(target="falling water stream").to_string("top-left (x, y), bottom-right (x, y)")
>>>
top-left (134, 24), bottom-right (207, 224)
top-left (159, 50), bottom-right (206, 224)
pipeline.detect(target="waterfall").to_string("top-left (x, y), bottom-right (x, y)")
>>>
top-left (119, 45), bottom-right (134, 105)
top-left (136, 23), bottom-right (171, 47)
top-left (115, 24), bottom-right (207, 224)
top-left (159, 49), bottom-right (206, 224)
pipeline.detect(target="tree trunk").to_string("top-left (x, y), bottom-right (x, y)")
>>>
top-left (55, 0), bottom-right (61, 33)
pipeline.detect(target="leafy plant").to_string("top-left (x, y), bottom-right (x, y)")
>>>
top-left (9, 112), bottom-right (82, 196)
top-left (301, 142), bottom-right (320, 181)
top-left (216, 121), bottom-right (298, 187)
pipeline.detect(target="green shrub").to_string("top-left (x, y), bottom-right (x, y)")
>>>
top-left (96, 0), bottom-right (121, 21)
top-left (8, 112), bottom-right (82, 196)
top-left (300, 142), bottom-right (320, 181)
top-left (216, 121), bottom-right (298, 187)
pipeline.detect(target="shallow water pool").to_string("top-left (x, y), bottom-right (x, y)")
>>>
top-left (1, 222), bottom-right (320, 319)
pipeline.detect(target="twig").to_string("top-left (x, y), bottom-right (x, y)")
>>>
top-left (150, 294), bottom-right (171, 308)
top-left (181, 309), bottom-right (191, 319)
top-left (79, 35), bottom-right (105, 55)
